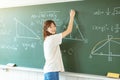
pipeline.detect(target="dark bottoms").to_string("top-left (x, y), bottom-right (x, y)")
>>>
top-left (44, 72), bottom-right (59, 80)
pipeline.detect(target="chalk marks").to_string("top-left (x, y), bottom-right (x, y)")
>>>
top-left (22, 42), bottom-right (36, 50)
top-left (90, 35), bottom-right (120, 61)
top-left (14, 18), bottom-right (41, 40)
top-left (92, 24), bottom-right (120, 33)
top-left (63, 18), bottom-right (88, 43)
top-left (0, 10), bottom-right (88, 52)
top-left (0, 44), bottom-right (18, 51)
top-left (14, 18), bottom-right (42, 50)
top-left (0, 18), bottom-right (12, 35)
top-left (31, 11), bottom-right (61, 26)
top-left (93, 7), bottom-right (120, 16)
top-left (90, 7), bottom-right (120, 61)
top-left (62, 48), bottom-right (74, 56)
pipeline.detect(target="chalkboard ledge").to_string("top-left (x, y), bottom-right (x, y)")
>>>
top-left (60, 72), bottom-right (115, 80)
top-left (0, 65), bottom-right (43, 73)
top-left (0, 65), bottom-right (116, 80)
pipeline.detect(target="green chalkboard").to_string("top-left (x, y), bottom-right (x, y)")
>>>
top-left (0, 0), bottom-right (120, 76)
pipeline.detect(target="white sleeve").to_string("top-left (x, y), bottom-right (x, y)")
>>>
top-left (52, 33), bottom-right (62, 45)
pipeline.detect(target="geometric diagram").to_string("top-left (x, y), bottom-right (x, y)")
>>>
top-left (63, 18), bottom-right (88, 43)
top-left (14, 18), bottom-right (41, 40)
top-left (14, 18), bottom-right (42, 50)
top-left (89, 35), bottom-right (120, 61)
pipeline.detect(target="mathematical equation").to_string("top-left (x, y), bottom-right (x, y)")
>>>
top-left (30, 11), bottom-right (61, 26)
top-left (92, 24), bottom-right (120, 33)
top-left (0, 19), bottom-right (12, 35)
top-left (0, 42), bottom-right (37, 51)
top-left (93, 7), bottom-right (120, 16)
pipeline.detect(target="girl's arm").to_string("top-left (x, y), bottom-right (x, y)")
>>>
top-left (62, 9), bottom-right (75, 38)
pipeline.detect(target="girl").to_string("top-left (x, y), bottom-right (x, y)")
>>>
top-left (43, 9), bottom-right (75, 80)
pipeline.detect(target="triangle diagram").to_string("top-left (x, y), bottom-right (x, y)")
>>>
top-left (91, 39), bottom-right (109, 55)
top-left (110, 38), bottom-right (120, 55)
top-left (14, 18), bottom-right (40, 40)
top-left (62, 18), bottom-right (86, 42)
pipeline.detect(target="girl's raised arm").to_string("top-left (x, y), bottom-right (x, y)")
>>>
top-left (62, 9), bottom-right (76, 38)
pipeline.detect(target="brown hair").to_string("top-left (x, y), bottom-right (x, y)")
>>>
top-left (43, 20), bottom-right (56, 40)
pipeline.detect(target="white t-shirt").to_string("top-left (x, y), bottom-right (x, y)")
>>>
top-left (43, 33), bottom-right (64, 73)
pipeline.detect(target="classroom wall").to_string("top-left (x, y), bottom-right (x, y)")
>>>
top-left (0, 0), bottom-right (80, 8)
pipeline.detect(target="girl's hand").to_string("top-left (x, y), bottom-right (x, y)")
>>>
top-left (70, 9), bottom-right (76, 18)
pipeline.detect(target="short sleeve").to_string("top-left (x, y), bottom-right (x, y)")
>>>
top-left (53, 33), bottom-right (62, 45)
top-left (47, 33), bottom-right (62, 46)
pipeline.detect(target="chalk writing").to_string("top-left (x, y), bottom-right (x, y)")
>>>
top-left (62, 48), bottom-right (74, 56)
top-left (0, 44), bottom-right (18, 51)
top-left (14, 18), bottom-right (42, 50)
top-left (22, 42), bottom-right (36, 50)
top-left (0, 19), bottom-right (11, 35)
top-left (31, 11), bottom-right (61, 26)
top-left (0, 29), bottom-right (11, 35)
top-left (93, 7), bottom-right (120, 16)
top-left (63, 19), bottom-right (88, 43)
top-left (92, 24), bottom-right (120, 33)
top-left (15, 18), bottom-right (41, 39)
top-left (90, 35), bottom-right (120, 61)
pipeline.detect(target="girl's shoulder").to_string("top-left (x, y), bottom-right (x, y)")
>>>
top-left (45, 33), bottom-right (62, 41)
top-left (49, 33), bottom-right (61, 38)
